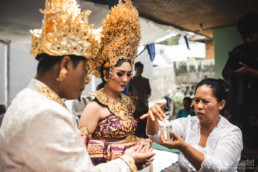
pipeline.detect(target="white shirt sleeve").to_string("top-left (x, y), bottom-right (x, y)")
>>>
top-left (199, 127), bottom-right (243, 172)
top-left (24, 109), bottom-right (131, 172)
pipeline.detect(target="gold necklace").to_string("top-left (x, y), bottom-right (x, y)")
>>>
top-left (38, 84), bottom-right (66, 107)
top-left (89, 88), bottom-right (131, 121)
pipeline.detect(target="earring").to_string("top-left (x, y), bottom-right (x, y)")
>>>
top-left (56, 68), bottom-right (68, 82)
top-left (104, 75), bottom-right (109, 82)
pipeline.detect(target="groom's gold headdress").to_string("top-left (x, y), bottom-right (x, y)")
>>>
top-left (91, 0), bottom-right (141, 78)
top-left (30, 0), bottom-right (99, 60)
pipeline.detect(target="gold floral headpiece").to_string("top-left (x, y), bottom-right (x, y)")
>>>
top-left (91, 0), bottom-right (141, 78)
top-left (30, 0), bottom-right (99, 60)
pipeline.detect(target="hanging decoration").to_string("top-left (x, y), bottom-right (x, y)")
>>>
top-left (146, 43), bottom-right (156, 62)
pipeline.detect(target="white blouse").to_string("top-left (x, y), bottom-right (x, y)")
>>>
top-left (148, 115), bottom-right (243, 172)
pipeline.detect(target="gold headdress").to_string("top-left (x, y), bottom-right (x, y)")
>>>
top-left (30, 0), bottom-right (99, 59)
top-left (91, 0), bottom-right (141, 78)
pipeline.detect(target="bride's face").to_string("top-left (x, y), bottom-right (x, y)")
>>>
top-left (106, 61), bottom-right (132, 93)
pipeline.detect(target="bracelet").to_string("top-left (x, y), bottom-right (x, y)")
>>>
top-left (120, 155), bottom-right (137, 172)
top-left (79, 126), bottom-right (88, 135)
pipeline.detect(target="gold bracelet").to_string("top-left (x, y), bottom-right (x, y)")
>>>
top-left (79, 126), bottom-right (88, 135)
top-left (120, 154), bottom-right (137, 172)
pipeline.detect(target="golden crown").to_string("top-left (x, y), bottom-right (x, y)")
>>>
top-left (91, 0), bottom-right (141, 78)
top-left (30, 0), bottom-right (99, 59)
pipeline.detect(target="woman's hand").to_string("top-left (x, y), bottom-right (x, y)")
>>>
top-left (160, 130), bottom-right (204, 170)
top-left (140, 102), bottom-right (167, 136)
top-left (159, 130), bottom-right (186, 150)
top-left (140, 102), bottom-right (167, 122)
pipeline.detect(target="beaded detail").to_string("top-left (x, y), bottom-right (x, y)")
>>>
top-left (30, 0), bottom-right (99, 59)
top-left (90, 0), bottom-right (140, 78)
top-left (89, 88), bottom-right (132, 121)
top-left (38, 84), bottom-right (65, 107)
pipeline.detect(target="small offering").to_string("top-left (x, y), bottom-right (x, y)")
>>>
top-left (159, 117), bottom-right (172, 141)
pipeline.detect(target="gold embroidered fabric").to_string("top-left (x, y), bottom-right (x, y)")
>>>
top-left (79, 126), bottom-right (93, 138)
top-left (90, 0), bottom-right (141, 78)
top-left (79, 126), bottom-right (88, 135)
top-left (118, 134), bottom-right (140, 144)
top-left (92, 113), bottom-right (137, 142)
top-left (120, 154), bottom-right (137, 172)
top-left (38, 84), bottom-right (65, 107)
top-left (89, 88), bottom-right (132, 121)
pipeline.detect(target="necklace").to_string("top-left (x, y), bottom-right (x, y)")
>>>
top-left (89, 88), bottom-right (131, 121)
top-left (38, 84), bottom-right (66, 107)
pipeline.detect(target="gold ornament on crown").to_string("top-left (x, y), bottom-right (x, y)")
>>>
top-left (30, 0), bottom-right (100, 60)
top-left (90, 0), bottom-right (141, 78)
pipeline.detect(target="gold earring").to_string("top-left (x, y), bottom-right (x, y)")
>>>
top-left (104, 75), bottom-right (109, 82)
top-left (56, 68), bottom-right (68, 82)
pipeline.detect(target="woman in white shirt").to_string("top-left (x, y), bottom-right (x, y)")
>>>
top-left (142, 78), bottom-right (243, 171)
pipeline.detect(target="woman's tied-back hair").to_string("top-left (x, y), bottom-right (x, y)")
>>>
top-left (195, 78), bottom-right (229, 102)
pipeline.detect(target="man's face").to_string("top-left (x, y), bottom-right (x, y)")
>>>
top-left (63, 59), bottom-right (89, 99)
top-left (242, 31), bottom-right (258, 44)
top-left (135, 66), bottom-right (143, 75)
top-left (183, 100), bottom-right (191, 109)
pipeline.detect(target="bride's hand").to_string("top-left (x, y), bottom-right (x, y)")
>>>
top-left (124, 144), bottom-right (155, 169)
top-left (137, 139), bottom-right (152, 148)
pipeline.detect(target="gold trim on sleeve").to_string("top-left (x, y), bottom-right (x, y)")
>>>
top-left (120, 154), bottom-right (137, 172)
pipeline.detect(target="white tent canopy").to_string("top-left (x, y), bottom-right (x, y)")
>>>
top-left (0, 1), bottom-right (184, 45)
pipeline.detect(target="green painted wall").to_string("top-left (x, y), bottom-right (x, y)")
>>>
top-left (213, 26), bottom-right (243, 79)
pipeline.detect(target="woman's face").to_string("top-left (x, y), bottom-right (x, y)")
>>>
top-left (63, 59), bottom-right (89, 99)
top-left (193, 84), bottom-right (225, 124)
top-left (106, 62), bottom-right (132, 93)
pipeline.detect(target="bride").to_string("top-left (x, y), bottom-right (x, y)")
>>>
top-left (79, 0), bottom-right (152, 165)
